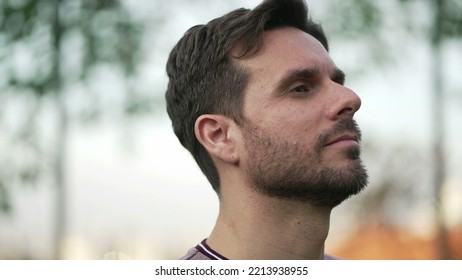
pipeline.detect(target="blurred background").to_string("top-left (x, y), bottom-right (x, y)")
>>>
top-left (0, 0), bottom-right (461, 260)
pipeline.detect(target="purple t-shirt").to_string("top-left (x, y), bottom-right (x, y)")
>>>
top-left (180, 239), bottom-right (338, 260)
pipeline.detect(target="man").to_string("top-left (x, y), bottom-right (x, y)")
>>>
top-left (165, 0), bottom-right (368, 260)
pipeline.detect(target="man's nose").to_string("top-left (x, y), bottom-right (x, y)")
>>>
top-left (327, 84), bottom-right (362, 120)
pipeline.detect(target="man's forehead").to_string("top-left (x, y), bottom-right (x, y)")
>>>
top-left (237, 27), bottom-right (333, 68)
top-left (236, 27), bottom-right (336, 82)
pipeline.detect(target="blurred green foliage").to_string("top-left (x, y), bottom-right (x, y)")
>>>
top-left (0, 0), bottom-right (143, 96)
top-left (0, 0), bottom-right (151, 214)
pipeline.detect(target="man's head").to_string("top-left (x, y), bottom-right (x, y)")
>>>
top-left (166, 0), bottom-right (367, 206)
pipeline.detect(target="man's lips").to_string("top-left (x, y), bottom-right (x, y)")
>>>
top-left (324, 133), bottom-right (359, 147)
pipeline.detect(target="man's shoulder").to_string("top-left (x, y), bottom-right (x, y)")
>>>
top-left (180, 239), bottom-right (227, 260)
top-left (180, 239), bottom-right (341, 260)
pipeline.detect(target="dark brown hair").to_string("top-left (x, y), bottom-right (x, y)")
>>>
top-left (165, 0), bottom-right (328, 192)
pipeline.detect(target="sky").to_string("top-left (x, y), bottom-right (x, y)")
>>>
top-left (0, 0), bottom-right (461, 259)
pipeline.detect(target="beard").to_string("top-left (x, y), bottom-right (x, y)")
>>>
top-left (241, 118), bottom-right (368, 208)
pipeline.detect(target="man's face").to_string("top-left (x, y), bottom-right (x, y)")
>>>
top-left (237, 27), bottom-right (368, 207)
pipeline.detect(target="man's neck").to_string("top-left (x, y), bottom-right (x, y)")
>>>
top-left (207, 187), bottom-right (332, 260)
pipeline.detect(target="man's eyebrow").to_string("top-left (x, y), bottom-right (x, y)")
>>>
top-left (276, 66), bottom-right (320, 92)
top-left (332, 68), bottom-right (345, 85)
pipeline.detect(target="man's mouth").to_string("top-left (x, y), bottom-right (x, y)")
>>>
top-left (324, 133), bottom-right (359, 147)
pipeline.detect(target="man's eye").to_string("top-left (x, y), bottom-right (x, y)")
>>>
top-left (291, 85), bottom-right (310, 93)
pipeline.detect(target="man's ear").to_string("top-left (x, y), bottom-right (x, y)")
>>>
top-left (195, 114), bottom-right (239, 164)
